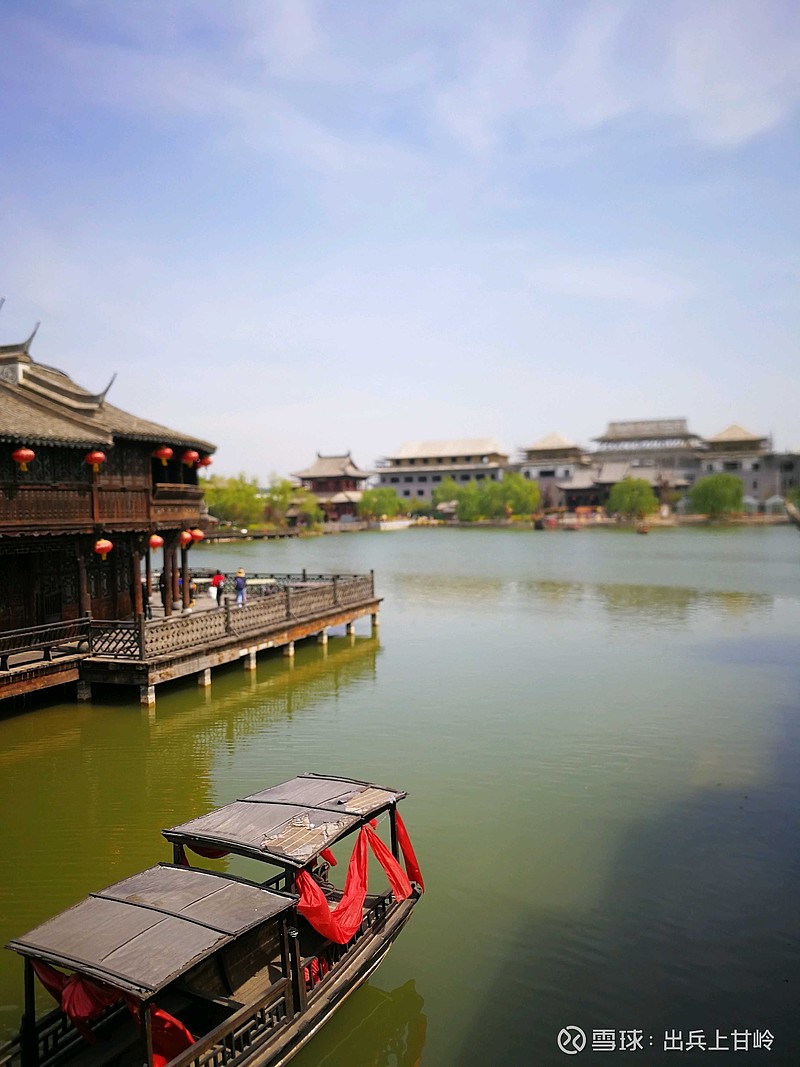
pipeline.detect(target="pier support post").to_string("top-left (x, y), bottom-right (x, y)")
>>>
top-left (140, 684), bottom-right (156, 707)
top-left (284, 641), bottom-right (295, 658)
top-left (244, 649), bottom-right (257, 671)
top-left (317, 630), bottom-right (328, 645)
top-left (346, 621), bottom-right (355, 636)
top-left (371, 611), bottom-right (379, 635)
top-left (77, 681), bottom-right (92, 702)
top-left (198, 668), bottom-right (211, 687)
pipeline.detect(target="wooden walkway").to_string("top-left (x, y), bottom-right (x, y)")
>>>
top-left (0, 572), bottom-right (381, 708)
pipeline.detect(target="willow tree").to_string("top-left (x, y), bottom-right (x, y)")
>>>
top-left (688, 473), bottom-right (743, 519)
top-left (606, 477), bottom-right (659, 520)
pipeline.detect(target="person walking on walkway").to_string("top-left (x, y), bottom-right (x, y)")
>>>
top-left (210, 569), bottom-right (225, 607)
top-left (234, 568), bottom-right (247, 607)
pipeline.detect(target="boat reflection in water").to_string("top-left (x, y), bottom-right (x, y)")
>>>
top-left (307, 979), bottom-right (426, 1067)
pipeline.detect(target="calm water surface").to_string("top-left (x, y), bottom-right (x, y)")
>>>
top-left (2, 527), bottom-right (799, 1065)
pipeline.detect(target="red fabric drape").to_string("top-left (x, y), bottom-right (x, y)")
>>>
top-left (150, 1006), bottom-right (195, 1067)
top-left (126, 999), bottom-right (195, 1067)
top-left (364, 826), bottom-right (412, 901)
top-left (31, 961), bottom-right (120, 1042)
top-left (296, 826), bottom-right (415, 944)
top-left (320, 847), bottom-right (337, 867)
top-left (395, 811), bottom-right (425, 891)
top-left (186, 844), bottom-right (230, 859)
top-left (296, 830), bottom-right (370, 944)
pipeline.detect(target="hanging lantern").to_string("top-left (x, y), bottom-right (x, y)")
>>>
top-left (190, 528), bottom-right (205, 543)
top-left (149, 534), bottom-right (164, 550)
top-left (94, 538), bottom-right (113, 561)
top-left (85, 450), bottom-right (107, 473)
top-left (198, 455), bottom-right (213, 468)
top-left (153, 446), bottom-right (173, 467)
top-left (179, 530), bottom-right (193, 548)
top-left (12, 447), bottom-right (35, 472)
top-left (181, 449), bottom-right (200, 467)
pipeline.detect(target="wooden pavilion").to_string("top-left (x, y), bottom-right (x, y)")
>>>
top-left (0, 329), bottom-right (213, 634)
top-left (291, 453), bottom-right (370, 520)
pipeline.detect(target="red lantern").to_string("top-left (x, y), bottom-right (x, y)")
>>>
top-left (153, 446), bottom-right (173, 467)
top-left (179, 530), bottom-right (193, 548)
top-left (149, 534), bottom-right (164, 550)
top-left (12, 447), bottom-right (35, 472)
top-left (94, 538), bottom-right (113, 561)
top-left (190, 528), bottom-right (205, 543)
top-left (85, 450), bottom-right (106, 473)
top-left (181, 449), bottom-right (200, 467)
top-left (198, 455), bottom-right (213, 468)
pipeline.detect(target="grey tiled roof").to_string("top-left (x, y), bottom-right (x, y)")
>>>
top-left (0, 353), bottom-right (214, 452)
top-left (293, 453), bottom-right (369, 479)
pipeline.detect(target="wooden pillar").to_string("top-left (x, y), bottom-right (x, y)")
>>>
top-left (390, 806), bottom-right (399, 860)
top-left (145, 545), bottom-right (152, 596)
top-left (132, 548), bottom-right (143, 618)
top-left (171, 546), bottom-right (180, 608)
top-left (198, 668), bottom-right (211, 687)
top-left (181, 545), bottom-right (190, 611)
top-left (346, 621), bottom-right (355, 636)
top-left (371, 611), bottom-right (379, 634)
top-left (317, 630), bottom-right (328, 645)
top-left (77, 681), bottom-right (92, 702)
top-left (244, 649), bottom-right (257, 671)
top-left (162, 538), bottom-right (173, 618)
top-left (141, 1002), bottom-right (153, 1067)
top-left (283, 641), bottom-right (295, 658)
top-left (77, 551), bottom-right (90, 617)
top-left (140, 684), bottom-right (156, 707)
top-left (22, 956), bottom-right (39, 1067)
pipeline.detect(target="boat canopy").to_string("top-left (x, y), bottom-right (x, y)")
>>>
top-left (163, 774), bottom-right (407, 868)
top-left (5, 865), bottom-right (293, 999)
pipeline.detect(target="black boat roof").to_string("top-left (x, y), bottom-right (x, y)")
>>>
top-left (6, 865), bottom-right (294, 999)
top-left (163, 773), bottom-right (407, 869)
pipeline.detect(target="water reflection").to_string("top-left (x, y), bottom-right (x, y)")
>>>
top-left (293, 979), bottom-right (426, 1067)
top-left (453, 700), bottom-right (800, 1067)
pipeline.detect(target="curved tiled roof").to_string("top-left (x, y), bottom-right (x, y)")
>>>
top-left (0, 346), bottom-right (214, 452)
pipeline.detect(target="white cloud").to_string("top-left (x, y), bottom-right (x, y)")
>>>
top-left (529, 256), bottom-right (692, 306)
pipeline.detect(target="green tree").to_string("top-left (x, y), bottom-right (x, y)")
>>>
top-left (432, 477), bottom-right (460, 509)
top-left (200, 473), bottom-right (264, 527)
top-left (262, 476), bottom-right (295, 525)
top-left (358, 487), bottom-right (402, 520)
top-left (293, 486), bottom-right (322, 526)
top-left (688, 473), bottom-right (744, 518)
top-left (606, 477), bottom-right (660, 520)
top-left (502, 472), bottom-right (541, 517)
top-left (456, 481), bottom-right (481, 521)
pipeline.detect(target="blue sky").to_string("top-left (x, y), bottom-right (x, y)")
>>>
top-left (1, 0), bottom-right (798, 479)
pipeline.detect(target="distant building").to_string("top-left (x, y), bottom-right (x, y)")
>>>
top-left (376, 438), bottom-right (509, 503)
top-left (292, 452), bottom-right (370, 520)
top-left (515, 432), bottom-right (587, 509)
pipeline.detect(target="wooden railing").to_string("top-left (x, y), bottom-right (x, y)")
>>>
top-left (88, 574), bottom-right (377, 662)
top-left (302, 891), bottom-right (390, 996)
top-left (0, 617), bottom-right (92, 672)
top-left (167, 983), bottom-right (290, 1067)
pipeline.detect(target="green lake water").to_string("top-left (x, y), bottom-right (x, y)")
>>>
top-left (1, 526), bottom-right (799, 1065)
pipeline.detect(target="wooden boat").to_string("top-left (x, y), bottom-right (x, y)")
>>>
top-left (1, 774), bottom-right (424, 1067)
top-left (636, 522), bottom-right (650, 534)
top-left (786, 500), bottom-right (800, 531)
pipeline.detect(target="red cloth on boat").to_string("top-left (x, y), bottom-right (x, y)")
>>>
top-left (395, 811), bottom-right (425, 891)
top-left (150, 1006), bottom-right (195, 1067)
top-left (364, 825), bottom-right (412, 900)
top-left (186, 844), bottom-right (229, 859)
top-left (31, 961), bottom-right (120, 1042)
top-left (296, 830), bottom-right (370, 944)
top-left (126, 999), bottom-right (195, 1066)
top-left (296, 827), bottom-right (414, 944)
top-left (320, 847), bottom-right (337, 866)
